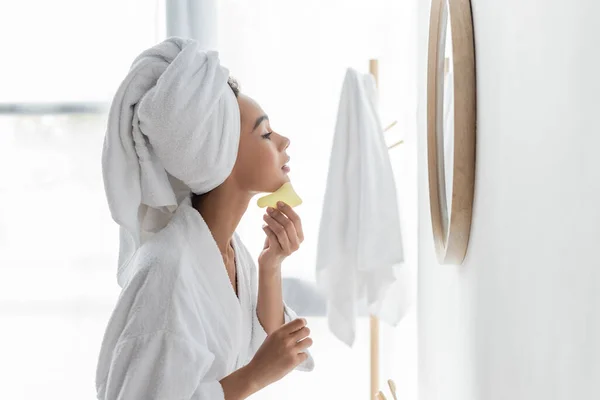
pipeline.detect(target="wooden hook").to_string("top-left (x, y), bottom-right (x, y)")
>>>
top-left (383, 120), bottom-right (398, 133)
top-left (388, 139), bottom-right (404, 149)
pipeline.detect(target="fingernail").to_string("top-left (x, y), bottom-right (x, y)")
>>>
top-left (277, 201), bottom-right (285, 208)
top-left (267, 207), bottom-right (274, 214)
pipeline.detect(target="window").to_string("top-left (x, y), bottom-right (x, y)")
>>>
top-left (0, 1), bottom-right (164, 398)
top-left (0, 0), bottom-right (165, 103)
top-left (0, 113), bottom-right (119, 398)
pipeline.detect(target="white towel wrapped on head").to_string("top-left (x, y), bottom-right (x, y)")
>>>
top-left (102, 37), bottom-right (240, 287)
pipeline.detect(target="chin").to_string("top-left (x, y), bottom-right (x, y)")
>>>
top-left (268, 179), bottom-right (288, 192)
top-left (253, 169), bottom-right (290, 193)
top-left (265, 174), bottom-right (289, 193)
top-left (280, 172), bottom-right (291, 185)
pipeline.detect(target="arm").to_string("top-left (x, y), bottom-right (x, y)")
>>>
top-left (250, 275), bottom-right (315, 373)
top-left (219, 365), bottom-right (259, 400)
top-left (102, 330), bottom-right (269, 400)
top-left (222, 318), bottom-right (313, 399)
top-left (100, 331), bottom-right (226, 400)
top-left (256, 265), bottom-right (285, 334)
top-left (249, 203), bottom-right (314, 372)
top-left (257, 202), bottom-right (302, 334)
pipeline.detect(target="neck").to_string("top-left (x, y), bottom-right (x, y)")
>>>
top-left (193, 178), bottom-right (253, 255)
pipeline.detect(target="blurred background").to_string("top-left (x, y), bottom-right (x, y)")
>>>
top-left (0, 0), bottom-right (418, 399)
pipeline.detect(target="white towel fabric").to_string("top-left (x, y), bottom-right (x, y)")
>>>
top-left (316, 68), bottom-right (405, 347)
top-left (102, 37), bottom-right (240, 287)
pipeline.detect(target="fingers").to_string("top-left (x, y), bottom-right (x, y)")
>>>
top-left (266, 206), bottom-right (297, 244)
top-left (262, 225), bottom-right (280, 250)
top-left (295, 352), bottom-right (309, 365)
top-left (263, 213), bottom-right (291, 252)
top-left (263, 209), bottom-right (297, 253)
top-left (280, 318), bottom-right (307, 335)
top-left (262, 202), bottom-right (303, 256)
top-left (291, 326), bottom-right (311, 342)
top-left (275, 202), bottom-right (304, 242)
top-left (295, 337), bottom-right (313, 352)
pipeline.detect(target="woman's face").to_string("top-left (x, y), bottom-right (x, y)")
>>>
top-left (231, 94), bottom-right (291, 194)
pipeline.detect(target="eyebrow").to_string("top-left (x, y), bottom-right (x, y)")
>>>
top-left (252, 115), bottom-right (269, 131)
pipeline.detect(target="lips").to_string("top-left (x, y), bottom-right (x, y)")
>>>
top-left (282, 156), bottom-right (291, 172)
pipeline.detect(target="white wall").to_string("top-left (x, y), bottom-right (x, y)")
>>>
top-left (417, 1), bottom-right (600, 399)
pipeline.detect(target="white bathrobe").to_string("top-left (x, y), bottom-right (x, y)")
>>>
top-left (96, 199), bottom-right (314, 399)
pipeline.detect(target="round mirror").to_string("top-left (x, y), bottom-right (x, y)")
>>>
top-left (427, 0), bottom-right (476, 264)
top-left (438, 0), bottom-right (454, 236)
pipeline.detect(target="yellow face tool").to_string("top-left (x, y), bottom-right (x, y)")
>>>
top-left (256, 182), bottom-right (303, 208)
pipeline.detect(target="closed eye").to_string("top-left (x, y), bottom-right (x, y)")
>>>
top-left (261, 132), bottom-right (273, 139)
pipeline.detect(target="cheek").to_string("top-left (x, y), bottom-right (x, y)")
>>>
top-left (258, 145), bottom-right (280, 170)
top-left (247, 139), bottom-right (277, 166)
top-left (236, 139), bottom-right (277, 175)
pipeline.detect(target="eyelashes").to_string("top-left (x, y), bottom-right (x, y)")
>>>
top-left (261, 132), bottom-right (273, 139)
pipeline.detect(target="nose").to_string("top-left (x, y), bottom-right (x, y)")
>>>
top-left (280, 135), bottom-right (290, 151)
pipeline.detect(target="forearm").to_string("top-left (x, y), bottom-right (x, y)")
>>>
top-left (256, 265), bottom-right (285, 335)
top-left (220, 365), bottom-right (260, 400)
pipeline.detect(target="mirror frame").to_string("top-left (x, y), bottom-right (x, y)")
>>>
top-left (426, 0), bottom-right (476, 264)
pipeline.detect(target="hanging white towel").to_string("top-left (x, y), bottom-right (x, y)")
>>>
top-left (316, 68), bottom-right (406, 347)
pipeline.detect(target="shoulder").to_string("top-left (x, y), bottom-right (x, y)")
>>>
top-left (115, 223), bottom-right (195, 335)
top-left (128, 203), bottom-right (198, 286)
top-left (137, 227), bottom-right (183, 273)
top-left (120, 225), bottom-right (184, 295)
top-left (114, 257), bottom-right (207, 350)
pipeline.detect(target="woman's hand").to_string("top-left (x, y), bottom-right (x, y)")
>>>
top-left (258, 201), bottom-right (304, 270)
top-left (246, 318), bottom-right (313, 390)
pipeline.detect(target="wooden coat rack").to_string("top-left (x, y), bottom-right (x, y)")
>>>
top-left (369, 59), bottom-right (402, 400)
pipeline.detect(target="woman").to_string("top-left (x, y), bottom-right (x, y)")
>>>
top-left (96, 37), bottom-right (314, 400)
